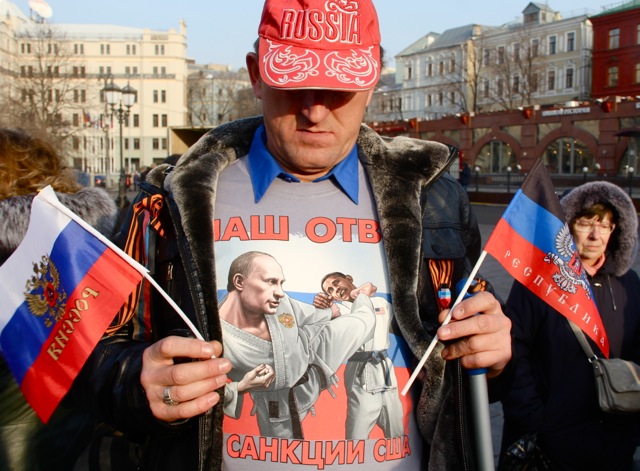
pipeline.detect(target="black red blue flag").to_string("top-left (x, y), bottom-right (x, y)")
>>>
top-left (484, 159), bottom-right (609, 357)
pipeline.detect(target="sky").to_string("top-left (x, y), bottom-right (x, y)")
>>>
top-left (23, 0), bottom-right (615, 69)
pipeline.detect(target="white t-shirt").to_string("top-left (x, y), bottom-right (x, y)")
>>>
top-left (214, 157), bottom-right (422, 469)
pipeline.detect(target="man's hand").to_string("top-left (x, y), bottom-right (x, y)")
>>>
top-left (238, 363), bottom-right (275, 393)
top-left (141, 336), bottom-right (231, 422)
top-left (351, 281), bottom-right (377, 298)
top-left (437, 291), bottom-right (511, 378)
top-left (313, 292), bottom-right (333, 309)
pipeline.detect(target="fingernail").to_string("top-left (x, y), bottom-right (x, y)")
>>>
top-left (218, 358), bottom-right (231, 372)
top-left (439, 326), bottom-right (450, 338)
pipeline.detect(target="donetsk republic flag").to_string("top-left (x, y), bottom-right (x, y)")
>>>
top-left (0, 186), bottom-right (145, 422)
top-left (484, 159), bottom-right (609, 357)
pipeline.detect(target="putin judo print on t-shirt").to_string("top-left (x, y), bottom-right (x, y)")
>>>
top-left (214, 157), bottom-right (422, 469)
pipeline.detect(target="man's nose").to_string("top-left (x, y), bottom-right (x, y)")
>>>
top-left (300, 90), bottom-right (331, 123)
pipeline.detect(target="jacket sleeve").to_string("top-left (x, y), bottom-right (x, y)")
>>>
top-left (499, 282), bottom-right (547, 437)
top-left (71, 335), bottom-right (191, 439)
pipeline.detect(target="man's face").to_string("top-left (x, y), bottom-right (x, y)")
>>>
top-left (322, 274), bottom-right (357, 302)
top-left (247, 53), bottom-right (373, 182)
top-left (238, 255), bottom-right (285, 315)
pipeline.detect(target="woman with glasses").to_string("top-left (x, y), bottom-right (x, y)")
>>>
top-left (499, 181), bottom-right (640, 470)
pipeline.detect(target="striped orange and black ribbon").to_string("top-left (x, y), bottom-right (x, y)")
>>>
top-left (106, 194), bottom-right (166, 338)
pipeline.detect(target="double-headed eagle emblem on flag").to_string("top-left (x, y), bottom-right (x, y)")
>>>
top-left (544, 224), bottom-right (591, 299)
top-left (24, 255), bottom-right (67, 328)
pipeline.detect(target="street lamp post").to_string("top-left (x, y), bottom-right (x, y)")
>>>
top-left (102, 78), bottom-right (137, 209)
top-left (474, 166), bottom-right (480, 192)
top-left (506, 166), bottom-right (512, 194)
top-left (582, 166), bottom-right (589, 183)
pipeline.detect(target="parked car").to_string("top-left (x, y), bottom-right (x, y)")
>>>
top-left (94, 175), bottom-right (106, 188)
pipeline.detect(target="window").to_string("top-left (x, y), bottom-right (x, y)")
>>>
top-left (81, 90), bottom-right (86, 103)
top-left (133, 114), bottom-right (139, 127)
top-left (155, 44), bottom-right (165, 55)
top-left (74, 90), bottom-right (79, 103)
top-left (152, 138), bottom-right (159, 150)
top-left (125, 66), bottom-right (130, 76)
top-left (438, 61), bottom-right (444, 75)
top-left (153, 114), bottom-right (159, 127)
top-left (567, 32), bottom-right (575, 52)
top-left (483, 80), bottom-right (490, 98)
top-left (450, 57), bottom-right (456, 73)
top-left (74, 43), bottom-right (84, 54)
top-left (21, 43), bottom-right (31, 54)
top-left (635, 63), bottom-right (640, 83)
top-left (609, 28), bottom-right (620, 49)
top-left (566, 68), bottom-right (574, 88)
top-left (133, 138), bottom-right (140, 150)
top-left (513, 75), bottom-right (520, 94)
top-left (532, 39), bottom-right (539, 57)
top-left (438, 92), bottom-right (443, 106)
top-left (73, 137), bottom-right (80, 150)
top-left (153, 67), bottom-right (158, 76)
top-left (100, 44), bottom-right (111, 55)
top-left (549, 36), bottom-right (557, 55)
top-left (548, 70), bottom-right (555, 91)
top-left (73, 113), bottom-right (79, 126)
top-left (427, 63), bottom-right (432, 77)
top-left (124, 138), bottom-right (129, 150)
top-left (513, 43), bottom-right (520, 61)
top-left (126, 44), bottom-right (137, 55)
top-left (608, 66), bottom-right (619, 87)
top-left (161, 67), bottom-right (166, 76)
top-left (153, 90), bottom-right (158, 103)
top-left (20, 66), bottom-right (26, 77)
top-left (637, 25), bottom-right (640, 45)
top-left (406, 63), bottom-right (412, 80)
top-left (497, 78), bottom-right (504, 96)
top-left (161, 90), bottom-right (166, 103)
top-left (483, 49), bottom-right (490, 66)
top-left (497, 46), bottom-right (505, 65)
top-left (449, 92), bottom-right (455, 104)
top-left (162, 138), bottom-right (167, 150)
top-left (161, 114), bottom-right (168, 127)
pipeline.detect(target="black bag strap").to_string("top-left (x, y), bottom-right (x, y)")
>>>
top-left (567, 320), bottom-right (599, 362)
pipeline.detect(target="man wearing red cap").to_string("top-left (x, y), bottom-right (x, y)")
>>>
top-left (75, 1), bottom-right (512, 469)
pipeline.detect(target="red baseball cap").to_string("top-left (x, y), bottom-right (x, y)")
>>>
top-left (257, 0), bottom-right (381, 91)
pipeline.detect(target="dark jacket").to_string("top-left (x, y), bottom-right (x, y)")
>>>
top-left (75, 117), bottom-right (506, 470)
top-left (501, 181), bottom-right (640, 469)
top-left (0, 187), bottom-right (117, 471)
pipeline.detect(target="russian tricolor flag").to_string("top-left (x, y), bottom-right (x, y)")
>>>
top-left (0, 186), bottom-right (145, 422)
top-left (484, 159), bottom-right (609, 357)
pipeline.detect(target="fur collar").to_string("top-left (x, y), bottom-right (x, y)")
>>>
top-left (561, 181), bottom-right (638, 276)
top-left (0, 187), bottom-right (117, 265)
top-left (161, 116), bottom-right (454, 358)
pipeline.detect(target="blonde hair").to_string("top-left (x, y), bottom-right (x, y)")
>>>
top-left (0, 128), bottom-right (81, 199)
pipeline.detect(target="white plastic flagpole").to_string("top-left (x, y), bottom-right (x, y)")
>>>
top-left (37, 186), bottom-right (205, 341)
top-left (401, 249), bottom-right (494, 471)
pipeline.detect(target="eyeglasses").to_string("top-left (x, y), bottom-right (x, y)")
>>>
top-left (573, 219), bottom-right (615, 234)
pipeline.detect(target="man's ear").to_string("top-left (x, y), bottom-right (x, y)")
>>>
top-left (233, 273), bottom-right (245, 291)
top-left (246, 52), bottom-right (263, 100)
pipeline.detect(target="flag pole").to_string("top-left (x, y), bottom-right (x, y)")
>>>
top-left (401, 250), bottom-right (495, 471)
top-left (37, 186), bottom-right (205, 342)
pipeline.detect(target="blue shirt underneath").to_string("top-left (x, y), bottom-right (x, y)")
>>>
top-left (247, 125), bottom-right (359, 204)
